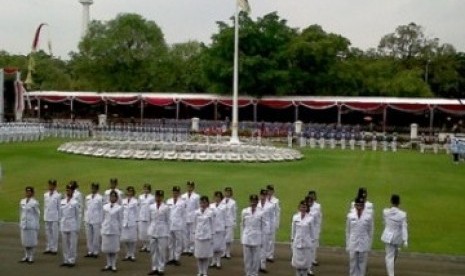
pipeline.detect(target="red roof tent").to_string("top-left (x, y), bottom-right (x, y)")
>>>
top-left (26, 91), bottom-right (465, 115)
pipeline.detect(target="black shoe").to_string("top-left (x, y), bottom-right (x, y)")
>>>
top-left (92, 254), bottom-right (99, 258)
top-left (85, 253), bottom-right (93, 258)
top-left (50, 251), bottom-right (58, 255)
top-left (259, 268), bottom-right (268, 273)
top-left (102, 266), bottom-right (111, 271)
top-left (60, 263), bottom-right (69, 267)
top-left (187, 252), bottom-right (193, 257)
top-left (312, 261), bottom-right (319, 266)
top-left (166, 260), bottom-right (175, 265)
top-left (67, 263), bottom-right (75, 268)
top-left (122, 257), bottom-right (130, 261)
top-left (216, 264), bottom-right (222, 269)
top-left (27, 260), bottom-right (34, 264)
top-left (129, 257), bottom-right (136, 262)
top-left (173, 260), bottom-right (181, 266)
top-left (111, 267), bottom-right (117, 273)
top-left (266, 258), bottom-right (274, 263)
top-left (307, 272), bottom-right (315, 276)
top-left (43, 250), bottom-right (51, 255)
top-left (209, 263), bottom-right (215, 268)
top-left (19, 258), bottom-right (28, 263)
top-left (181, 252), bottom-right (189, 256)
top-left (147, 270), bottom-right (158, 275)
top-left (158, 272), bottom-right (164, 276)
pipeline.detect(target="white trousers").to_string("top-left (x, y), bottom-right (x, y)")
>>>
top-left (85, 223), bottom-right (101, 254)
top-left (385, 243), bottom-right (399, 276)
top-left (184, 222), bottom-right (195, 253)
top-left (105, 253), bottom-right (117, 268)
top-left (243, 245), bottom-right (260, 276)
top-left (169, 230), bottom-right (184, 261)
top-left (150, 237), bottom-right (168, 272)
top-left (267, 230), bottom-right (276, 259)
top-left (260, 233), bottom-right (271, 269)
top-left (61, 231), bottom-right (78, 264)
top-left (295, 268), bottom-right (308, 276)
top-left (349, 251), bottom-right (368, 276)
top-left (45, 221), bottom-right (59, 252)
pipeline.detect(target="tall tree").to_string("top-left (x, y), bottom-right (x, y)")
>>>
top-left (70, 13), bottom-right (168, 92)
top-left (203, 12), bottom-right (297, 96)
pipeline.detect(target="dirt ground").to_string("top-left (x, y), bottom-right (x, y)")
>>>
top-left (1, 222), bottom-right (464, 276)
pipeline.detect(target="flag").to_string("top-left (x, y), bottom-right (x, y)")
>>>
top-left (237, 0), bottom-right (251, 13)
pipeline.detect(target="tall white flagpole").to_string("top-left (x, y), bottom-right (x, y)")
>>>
top-left (230, 3), bottom-right (240, 144)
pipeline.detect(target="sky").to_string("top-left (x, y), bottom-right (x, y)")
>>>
top-left (1, 0), bottom-right (464, 59)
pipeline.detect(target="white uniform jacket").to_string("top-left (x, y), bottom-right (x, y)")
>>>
top-left (60, 198), bottom-right (80, 232)
top-left (209, 203), bottom-right (226, 233)
top-left (194, 208), bottom-right (214, 240)
top-left (147, 203), bottom-right (171, 238)
top-left (268, 196), bottom-right (281, 229)
top-left (381, 207), bottom-right (408, 245)
top-left (44, 190), bottom-right (61, 222)
top-left (101, 203), bottom-right (123, 235)
top-left (291, 212), bottom-right (315, 249)
top-left (122, 197), bottom-right (139, 227)
top-left (346, 210), bottom-right (373, 252)
top-left (181, 192), bottom-right (200, 224)
top-left (257, 200), bottom-right (274, 234)
top-left (221, 197), bottom-right (237, 227)
top-left (84, 193), bottom-right (104, 225)
top-left (138, 194), bottom-right (155, 222)
top-left (20, 198), bottom-right (40, 230)
top-left (166, 197), bottom-right (187, 231)
top-left (104, 189), bottom-right (124, 205)
top-left (309, 202), bottom-right (322, 238)
top-left (241, 207), bottom-right (265, 246)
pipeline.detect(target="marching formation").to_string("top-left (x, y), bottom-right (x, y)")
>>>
top-left (19, 180), bottom-right (408, 276)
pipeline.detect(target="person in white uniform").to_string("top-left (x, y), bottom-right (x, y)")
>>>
top-left (104, 178), bottom-right (124, 205)
top-left (381, 194), bottom-right (408, 276)
top-left (84, 182), bottom-right (103, 258)
top-left (257, 189), bottom-right (274, 273)
top-left (59, 184), bottom-right (80, 267)
top-left (121, 186), bottom-right (139, 261)
top-left (221, 187), bottom-right (237, 259)
top-left (266, 184), bottom-right (280, 262)
top-left (166, 185), bottom-right (186, 266)
top-left (19, 186), bottom-right (40, 264)
top-left (138, 183), bottom-right (155, 252)
top-left (147, 190), bottom-right (170, 276)
top-left (241, 194), bottom-right (265, 276)
top-left (194, 196), bottom-right (214, 276)
top-left (307, 191), bottom-right (322, 270)
top-left (43, 179), bottom-right (60, 255)
top-left (209, 191), bottom-right (227, 269)
top-left (101, 191), bottom-right (123, 272)
top-left (346, 197), bottom-right (373, 276)
top-left (291, 200), bottom-right (315, 276)
top-left (181, 181), bottom-right (200, 256)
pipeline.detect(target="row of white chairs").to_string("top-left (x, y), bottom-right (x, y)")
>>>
top-left (57, 141), bottom-right (303, 162)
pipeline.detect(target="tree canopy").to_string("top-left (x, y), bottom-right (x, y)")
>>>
top-left (1, 13), bottom-right (464, 99)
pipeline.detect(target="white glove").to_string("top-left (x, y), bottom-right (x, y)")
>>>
top-left (403, 241), bottom-right (408, 248)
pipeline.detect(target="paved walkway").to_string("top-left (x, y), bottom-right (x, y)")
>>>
top-left (2, 223), bottom-right (464, 276)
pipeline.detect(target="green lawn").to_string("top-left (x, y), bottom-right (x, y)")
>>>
top-left (1, 139), bottom-right (464, 255)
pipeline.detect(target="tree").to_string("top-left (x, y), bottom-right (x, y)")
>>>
top-left (70, 13), bottom-right (168, 92)
top-left (203, 12), bottom-right (297, 96)
top-left (162, 41), bottom-right (208, 92)
top-left (286, 25), bottom-right (351, 95)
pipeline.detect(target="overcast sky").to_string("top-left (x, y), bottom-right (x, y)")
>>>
top-left (1, 0), bottom-right (464, 59)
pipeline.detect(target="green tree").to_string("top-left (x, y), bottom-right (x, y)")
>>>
top-left (203, 12), bottom-right (297, 96)
top-left (70, 13), bottom-right (168, 92)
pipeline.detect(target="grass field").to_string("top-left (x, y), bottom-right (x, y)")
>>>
top-left (1, 139), bottom-right (464, 255)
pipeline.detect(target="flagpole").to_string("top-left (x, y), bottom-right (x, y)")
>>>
top-left (230, 3), bottom-right (240, 144)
